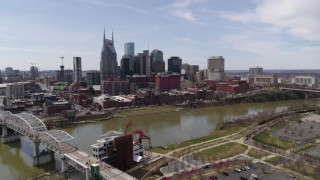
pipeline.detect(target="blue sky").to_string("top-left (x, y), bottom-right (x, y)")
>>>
top-left (0, 0), bottom-right (319, 71)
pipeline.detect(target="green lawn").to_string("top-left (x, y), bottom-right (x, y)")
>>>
top-left (264, 156), bottom-right (282, 163)
top-left (254, 131), bottom-right (295, 150)
top-left (118, 106), bottom-right (176, 117)
top-left (164, 126), bottom-right (243, 150)
top-left (271, 122), bottom-right (289, 131)
top-left (247, 148), bottom-right (271, 159)
top-left (296, 144), bottom-right (318, 153)
top-left (194, 142), bottom-right (248, 161)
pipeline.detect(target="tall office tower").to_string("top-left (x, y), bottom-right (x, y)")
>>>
top-left (190, 65), bottom-right (199, 75)
top-left (5, 67), bottom-right (14, 76)
top-left (168, 56), bottom-right (182, 73)
top-left (86, 71), bottom-right (100, 86)
top-left (73, 57), bottom-right (82, 82)
top-left (207, 56), bottom-right (225, 72)
top-left (249, 66), bottom-right (263, 78)
top-left (30, 66), bottom-right (39, 80)
top-left (181, 63), bottom-right (191, 73)
top-left (120, 54), bottom-right (134, 80)
top-left (150, 49), bottom-right (165, 73)
top-left (100, 29), bottom-right (118, 81)
top-left (124, 42), bottom-right (134, 56)
top-left (137, 50), bottom-right (151, 76)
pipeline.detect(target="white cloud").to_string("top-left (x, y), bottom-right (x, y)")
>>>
top-left (221, 0), bottom-right (320, 41)
top-left (164, 0), bottom-right (207, 22)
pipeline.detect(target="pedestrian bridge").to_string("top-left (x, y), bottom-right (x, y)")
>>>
top-left (0, 111), bottom-right (135, 180)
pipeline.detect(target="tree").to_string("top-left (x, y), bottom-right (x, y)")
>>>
top-left (309, 124), bottom-right (314, 133)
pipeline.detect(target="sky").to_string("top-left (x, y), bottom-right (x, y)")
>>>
top-left (0, 0), bottom-right (319, 71)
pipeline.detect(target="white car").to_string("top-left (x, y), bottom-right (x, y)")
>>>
top-left (251, 173), bottom-right (258, 178)
top-left (245, 166), bottom-right (251, 170)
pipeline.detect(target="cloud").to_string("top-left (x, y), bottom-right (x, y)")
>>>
top-left (76, 0), bottom-right (151, 14)
top-left (163, 0), bottom-right (207, 22)
top-left (221, 0), bottom-right (320, 41)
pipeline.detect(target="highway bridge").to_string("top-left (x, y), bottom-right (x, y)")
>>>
top-left (0, 111), bottom-right (135, 180)
top-left (280, 87), bottom-right (320, 93)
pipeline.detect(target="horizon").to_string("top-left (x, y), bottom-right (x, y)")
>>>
top-left (1, 0), bottom-right (319, 70)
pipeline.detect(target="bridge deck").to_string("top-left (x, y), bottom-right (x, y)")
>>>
top-left (67, 150), bottom-right (136, 180)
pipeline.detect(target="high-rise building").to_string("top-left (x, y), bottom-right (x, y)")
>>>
top-left (249, 66), bottom-right (263, 78)
top-left (55, 69), bottom-right (73, 83)
top-left (137, 50), bottom-right (150, 76)
top-left (73, 57), bottom-right (82, 82)
top-left (124, 42), bottom-right (134, 56)
top-left (86, 71), bottom-right (100, 86)
top-left (190, 65), bottom-right (199, 75)
top-left (30, 66), bottom-right (39, 80)
top-left (208, 56), bottom-right (224, 72)
top-left (5, 67), bottom-right (14, 76)
top-left (120, 54), bottom-right (134, 80)
top-left (181, 63), bottom-right (191, 73)
top-left (150, 49), bottom-right (165, 73)
top-left (168, 56), bottom-right (182, 73)
top-left (100, 29), bottom-right (118, 81)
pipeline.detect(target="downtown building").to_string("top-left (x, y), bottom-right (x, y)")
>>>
top-left (206, 56), bottom-right (225, 81)
top-left (73, 57), bottom-right (82, 82)
top-left (100, 30), bottom-right (130, 95)
top-left (167, 56), bottom-right (182, 74)
top-left (150, 49), bottom-right (165, 73)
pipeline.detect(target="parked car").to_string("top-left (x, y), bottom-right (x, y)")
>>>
top-left (222, 172), bottom-right (229, 176)
top-left (209, 175), bottom-right (218, 180)
top-left (240, 177), bottom-right (247, 180)
top-left (234, 168), bottom-right (242, 173)
top-left (244, 166), bottom-right (251, 170)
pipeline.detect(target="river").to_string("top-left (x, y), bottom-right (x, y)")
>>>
top-left (0, 99), bottom-right (319, 179)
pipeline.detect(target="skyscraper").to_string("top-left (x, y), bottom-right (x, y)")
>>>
top-left (207, 56), bottom-right (225, 81)
top-left (73, 57), bottom-right (82, 82)
top-left (207, 56), bottom-right (224, 72)
top-left (150, 49), bottom-right (165, 73)
top-left (100, 29), bottom-right (118, 81)
top-left (120, 54), bottom-right (134, 80)
top-left (86, 71), bottom-right (100, 86)
top-left (249, 66), bottom-right (263, 78)
top-left (30, 66), bottom-right (39, 80)
top-left (168, 56), bottom-right (182, 73)
top-left (124, 42), bottom-right (134, 56)
top-left (137, 50), bottom-right (150, 76)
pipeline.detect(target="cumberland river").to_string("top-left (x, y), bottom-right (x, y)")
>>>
top-left (0, 99), bottom-right (319, 179)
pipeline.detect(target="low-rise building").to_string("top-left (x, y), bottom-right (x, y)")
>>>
top-left (155, 74), bottom-right (180, 91)
top-left (43, 100), bottom-right (71, 115)
top-left (292, 76), bottom-right (318, 88)
top-left (101, 80), bottom-right (130, 96)
top-left (253, 74), bottom-right (277, 87)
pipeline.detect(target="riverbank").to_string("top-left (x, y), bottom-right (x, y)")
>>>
top-left (47, 89), bottom-right (316, 129)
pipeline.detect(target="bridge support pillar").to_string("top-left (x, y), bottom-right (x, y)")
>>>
top-left (32, 141), bottom-right (54, 166)
top-left (2, 125), bottom-right (7, 137)
top-left (1, 127), bottom-right (20, 143)
top-left (61, 156), bottom-right (68, 174)
top-left (85, 168), bottom-right (90, 180)
top-left (305, 92), bottom-right (308, 104)
top-left (33, 141), bottom-right (40, 157)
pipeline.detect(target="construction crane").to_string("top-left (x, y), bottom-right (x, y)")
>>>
top-left (59, 56), bottom-right (64, 65)
top-left (133, 129), bottom-right (152, 149)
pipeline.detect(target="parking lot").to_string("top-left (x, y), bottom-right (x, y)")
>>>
top-left (214, 164), bottom-right (295, 180)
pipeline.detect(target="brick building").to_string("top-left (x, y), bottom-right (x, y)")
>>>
top-left (155, 74), bottom-right (180, 91)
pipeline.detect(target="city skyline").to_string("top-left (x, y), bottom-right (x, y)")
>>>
top-left (0, 0), bottom-right (319, 71)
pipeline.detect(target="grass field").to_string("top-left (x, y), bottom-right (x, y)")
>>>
top-left (118, 106), bottom-right (177, 117)
top-left (296, 144), bottom-right (318, 153)
top-left (254, 131), bottom-right (295, 150)
top-left (194, 142), bottom-right (248, 161)
top-left (247, 148), bottom-right (271, 159)
top-left (264, 156), bottom-right (282, 164)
